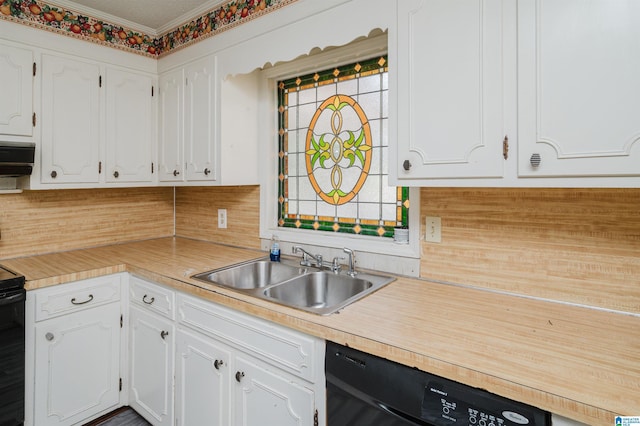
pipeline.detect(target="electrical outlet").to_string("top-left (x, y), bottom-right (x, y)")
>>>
top-left (218, 209), bottom-right (227, 229)
top-left (425, 216), bottom-right (441, 243)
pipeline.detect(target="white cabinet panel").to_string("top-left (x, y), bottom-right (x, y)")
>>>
top-left (175, 328), bottom-right (231, 426)
top-left (40, 54), bottom-right (100, 183)
top-left (33, 302), bottom-right (121, 426)
top-left (105, 67), bottom-right (154, 183)
top-left (395, 0), bottom-right (505, 181)
top-left (0, 41), bottom-right (33, 137)
top-left (158, 67), bottom-right (183, 182)
top-left (233, 354), bottom-right (316, 426)
top-left (129, 305), bottom-right (174, 426)
top-left (185, 56), bottom-right (216, 181)
top-left (518, 0), bottom-right (640, 177)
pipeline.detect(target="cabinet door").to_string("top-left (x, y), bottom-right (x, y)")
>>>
top-left (518, 0), bottom-right (640, 177)
top-left (33, 303), bottom-right (120, 426)
top-left (184, 56), bottom-right (217, 181)
top-left (0, 42), bottom-right (33, 137)
top-left (158, 68), bottom-right (183, 182)
top-left (105, 67), bottom-right (154, 183)
top-left (395, 0), bottom-right (505, 181)
top-left (41, 54), bottom-right (100, 183)
top-left (175, 328), bottom-right (230, 426)
top-left (233, 354), bottom-right (316, 426)
top-left (129, 305), bottom-right (174, 426)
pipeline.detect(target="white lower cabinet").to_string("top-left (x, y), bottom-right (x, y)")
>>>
top-left (175, 328), bottom-right (231, 425)
top-left (27, 274), bottom-right (325, 426)
top-left (26, 274), bottom-right (124, 426)
top-left (175, 291), bottom-right (325, 426)
top-left (233, 354), bottom-right (316, 426)
top-left (128, 305), bottom-right (175, 426)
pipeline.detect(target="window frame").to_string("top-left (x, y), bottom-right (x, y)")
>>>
top-left (258, 34), bottom-right (420, 260)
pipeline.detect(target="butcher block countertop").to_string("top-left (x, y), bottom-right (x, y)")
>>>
top-left (3, 237), bottom-right (638, 425)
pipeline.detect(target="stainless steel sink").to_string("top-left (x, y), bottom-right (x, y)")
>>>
top-left (191, 257), bottom-right (395, 315)
top-left (191, 259), bottom-right (306, 289)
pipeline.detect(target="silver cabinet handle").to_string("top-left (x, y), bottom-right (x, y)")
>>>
top-left (45, 332), bottom-right (54, 341)
top-left (160, 330), bottom-right (169, 340)
top-left (71, 294), bottom-right (93, 305)
top-left (530, 153), bottom-right (541, 167)
top-left (142, 294), bottom-right (155, 304)
top-left (235, 371), bottom-right (245, 382)
top-left (214, 359), bottom-right (224, 370)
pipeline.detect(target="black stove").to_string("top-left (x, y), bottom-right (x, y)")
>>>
top-left (0, 265), bottom-right (26, 426)
top-left (0, 266), bottom-right (25, 291)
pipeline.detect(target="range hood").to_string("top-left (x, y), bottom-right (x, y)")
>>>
top-left (0, 142), bottom-right (35, 177)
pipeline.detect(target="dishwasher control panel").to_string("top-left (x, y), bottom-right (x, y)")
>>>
top-left (422, 378), bottom-right (547, 425)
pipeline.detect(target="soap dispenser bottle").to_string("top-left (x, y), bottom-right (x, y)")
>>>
top-left (269, 235), bottom-right (280, 262)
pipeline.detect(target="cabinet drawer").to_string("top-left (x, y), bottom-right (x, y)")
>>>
top-left (129, 276), bottom-right (175, 320)
top-left (177, 293), bottom-right (321, 383)
top-left (34, 274), bottom-right (122, 322)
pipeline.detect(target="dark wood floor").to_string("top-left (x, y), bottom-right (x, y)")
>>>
top-left (83, 407), bottom-right (151, 426)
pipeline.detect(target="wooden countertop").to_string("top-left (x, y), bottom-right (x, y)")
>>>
top-left (3, 237), bottom-right (638, 425)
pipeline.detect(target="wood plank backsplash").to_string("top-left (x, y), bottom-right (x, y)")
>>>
top-left (175, 185), bottom-right (261, 250)
top-left (0, 187), bottom-right (174, 259)
top-left (420, 188), bottom-right (640, 313)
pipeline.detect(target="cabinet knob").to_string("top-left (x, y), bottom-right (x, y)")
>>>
top-left (403, 160), bottom-right (411, 171)
top-left (214, 359), bottom-right (224, 370)
top-left (235, 371), bottom-right (245, 382)
top-left (142, 294), bottom-right (155, 305)
top-left (173, 169), bottom-right (180, 177)
top-left (530, 153), bottom-right (542, 167)
top-left (160, 330), bottom-right (169, 340)
top-left (50, 170), bottom-right (57, 178)
top-left (113, 171), bottom-right (119, 178)
top-left (204, 168), bottom-right (210, 176)
top-left (45, 332), bottom-right (54, 341)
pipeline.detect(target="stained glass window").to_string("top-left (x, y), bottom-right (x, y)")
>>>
top-left (277, 55), bottom-right (409, 238)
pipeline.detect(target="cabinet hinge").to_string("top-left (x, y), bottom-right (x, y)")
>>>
top-left (32, 112), bottom-right (36, 127)
top-left (33, 62), bottom-right (36, 77)
top-left (99, 75), bottom-right (102, 87)
top-left (151, 86), bottom-right (154, 97)
top-left (119, 378), bottom-right (122, 391)
top-left (120, 314), bottom-right (123, 328)
top-left (502, 135), bottom-right (509, 160)
top-left (98, 161), bottom-right (102, 174)
top-left (151, 162), bottom-right (154, 174)
top-left (314, 409), bottom-right (318, 426)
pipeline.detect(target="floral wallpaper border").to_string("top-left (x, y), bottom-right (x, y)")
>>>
top-left (0, 0), bottom-right (297, 58)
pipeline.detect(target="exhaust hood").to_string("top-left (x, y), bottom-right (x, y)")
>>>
top-left (0, 142), bottom-right (35, 177)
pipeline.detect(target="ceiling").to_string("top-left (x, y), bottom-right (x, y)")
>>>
top-left (49, 0), bottom-right (223, 35)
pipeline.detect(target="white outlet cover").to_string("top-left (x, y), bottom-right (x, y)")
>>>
top-left (425, 216), bottom-right (441, 243)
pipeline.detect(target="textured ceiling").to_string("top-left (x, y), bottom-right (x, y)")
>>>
top-left (51, 0), bottom-right (222, 34)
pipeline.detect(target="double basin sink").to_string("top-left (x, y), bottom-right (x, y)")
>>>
top-left (191, 257), bottom-right (396, 315)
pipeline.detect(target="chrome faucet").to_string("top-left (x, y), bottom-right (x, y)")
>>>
top-left (343, 247), bottom-right (357, 276)
top-left (292, 246), bottom-right (323, 267)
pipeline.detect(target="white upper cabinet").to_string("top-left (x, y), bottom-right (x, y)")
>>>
top-left (158, 55), bottom-right (217, 184)
top-left (0, 41), bottom-right (33, 138)
top-left (394, 0), bottom-right (506, 182)
top-left (105, 67), bottom-right (155, 183)
top-left (40, 53), bottom-right (101, 184)
top-left (517, 0), bottom-right (640, 178)
top-left (158, 67), bottom-right (184, 182)
top-left (184, 56), bottom-right (216, 181)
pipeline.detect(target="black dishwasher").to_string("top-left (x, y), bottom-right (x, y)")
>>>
top-left (0, 266), bottom-right (26, 426)
top-left (326, 341), bottom-right (551, 426)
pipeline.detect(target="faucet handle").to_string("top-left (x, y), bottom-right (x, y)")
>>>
top-left (331, 257), bottom-right (344, 273)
